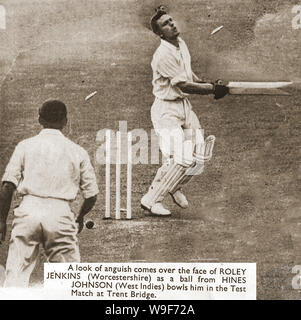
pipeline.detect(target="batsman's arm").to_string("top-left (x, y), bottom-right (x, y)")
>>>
top-left (177, 81), bottom-right (214, 95)
top-left (0, 182), bottom-right (16, 243)
top-left (76, 195), bottom-right (97, 233)
top-left (177, 80), bottom-right (229, 99)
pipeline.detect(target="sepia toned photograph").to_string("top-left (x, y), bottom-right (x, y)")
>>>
top-left (0, 0), bottom-right (300, 301)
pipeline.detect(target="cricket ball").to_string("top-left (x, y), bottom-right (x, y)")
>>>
top-left (85, 220), bottom-right (95, 229)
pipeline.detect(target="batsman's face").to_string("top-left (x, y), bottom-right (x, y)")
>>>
top-left (157, 14), bottom-right (180, 40)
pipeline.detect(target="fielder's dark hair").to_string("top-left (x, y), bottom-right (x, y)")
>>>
top-left (150, 5), bottom-right (168, 35)
top-left (39, 99), bottom-right (67, 123)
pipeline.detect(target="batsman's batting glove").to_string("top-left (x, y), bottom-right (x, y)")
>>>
top-left (213, 79), bottom-right (229, 100)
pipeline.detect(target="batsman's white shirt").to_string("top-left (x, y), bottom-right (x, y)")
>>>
top-left (151, 37), bottom-right (193, 100)
top-left (2, 128), bottom-right (99, 200)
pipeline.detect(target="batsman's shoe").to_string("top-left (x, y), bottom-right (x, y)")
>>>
top-left (141, 196), bottom-right (171, 216)
top-left (150, 202), bottom-right (171, 216)
top-left (170, 189), bottom-right (189, 209)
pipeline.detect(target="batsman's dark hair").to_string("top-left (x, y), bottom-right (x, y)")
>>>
top-left (150, 5), bottom-right (167, 35)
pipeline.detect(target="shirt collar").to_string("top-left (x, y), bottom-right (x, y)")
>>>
top-left (39, 128), bottom-right (64, 136)
top-left (160, 37), bottom-right (183, 51)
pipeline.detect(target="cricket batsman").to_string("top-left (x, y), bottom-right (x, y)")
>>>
top-left (141, 7), bottom-right (229, 216)
top-left (0, 100), bottom-right (99, 287)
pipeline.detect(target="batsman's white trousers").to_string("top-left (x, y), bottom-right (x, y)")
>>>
top-left (151, 97), bottom-right (204, 158)
top-left (4, 195), bottom-right (80, 287)
top-left (144, 97), bottom-right (205, 206)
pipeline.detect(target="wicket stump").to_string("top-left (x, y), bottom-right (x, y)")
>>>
top-left (104, 130), bottom-right (132, 220)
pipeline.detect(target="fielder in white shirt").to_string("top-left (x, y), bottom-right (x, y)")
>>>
top-left (0, 100), bottom-right (99, 287)
top-left (141, 7), bottom-right (229, 216)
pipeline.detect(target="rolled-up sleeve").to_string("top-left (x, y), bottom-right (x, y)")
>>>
top-left (80, 150), bottom-right (99, 199)
top-left (2, 143), bottom-right (24, 188)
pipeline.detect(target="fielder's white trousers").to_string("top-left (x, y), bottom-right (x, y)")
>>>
top-left (4, 195), bottom-right (80, 287)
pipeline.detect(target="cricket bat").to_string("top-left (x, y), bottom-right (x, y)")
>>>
top-left (227, 81), bottom-right (293, 95)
